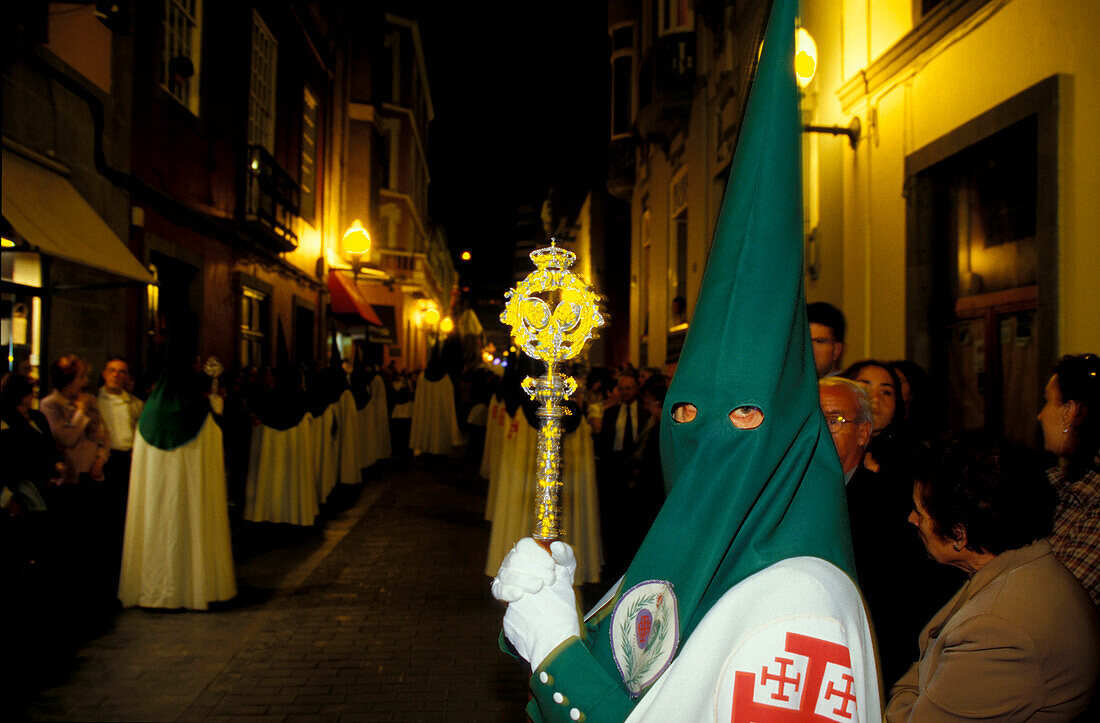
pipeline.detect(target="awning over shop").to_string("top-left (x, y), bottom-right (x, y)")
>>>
top-left (2, 149), bottom-right (154, 285)
top-left (327, 270), bottom-right (383, 326)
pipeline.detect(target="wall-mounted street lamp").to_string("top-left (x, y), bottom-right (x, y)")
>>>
top-left (342, 219), bottom-right (371, 278)
top-left (796, 27), bottom-right (862, 149)
top-left (795, 27), bottom-right (817, 88)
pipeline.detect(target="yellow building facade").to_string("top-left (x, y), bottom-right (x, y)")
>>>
top-left (801, 0), bottom-right (1099, 439)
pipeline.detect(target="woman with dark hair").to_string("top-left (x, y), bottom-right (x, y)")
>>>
top-left (842, 359), bottom-right (906, 473)
top-left (1039, 352), bottom-right (1100, 606)
top-left (40, 355), bottom-right (110, 485)
top-left (886, 432), bottom-right (1099, 720)
top-left (1, 373), bottom-right (64, 510)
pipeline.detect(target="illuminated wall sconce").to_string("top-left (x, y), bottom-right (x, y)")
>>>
top-left (795, 27), bottom-right (817, 88)
top-left (796, 27), bottom-right (861, 149)
top-left (423, 306), bottom-right (440, 327)
top-left (146, 264), bottom-right (160, 336)
top-left (439, 316), bottom-right (454, 334)
top-left (343, 219), bottom-right (372, 278)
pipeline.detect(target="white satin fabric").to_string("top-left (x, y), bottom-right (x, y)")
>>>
top-left (119, 415), bottom-right (236, 610)
top-left (336, 389), bottom-right (363, 485)
top-left (481, 395), bottom-right (504, 516)
top-left (361, 375), bottom-right (392, 468)
top-left (243, 417), bottom-right (319, 526)
top-left (408, 373), bottom-right (462, 455)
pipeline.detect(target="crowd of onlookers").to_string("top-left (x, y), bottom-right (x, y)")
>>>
top-left (808, 302), bottom-right (1100, 718)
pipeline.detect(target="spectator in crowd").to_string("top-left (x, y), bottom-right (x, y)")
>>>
top-left (634, 374), bottom-right (668, 505)
top-left (808, 301), bottom-right (845, 378)
top-left (40, 355), bottom-right (109, 486)
top-left (818, 377), bottom-right (873, 485)
top-left (1039, 353), bottom-right (1100, 606)
top-left (890, 358), bottom-right (934, 449)
top-left (1, 372), bottom-right (62, 597)
top-left (843, 359), bottom-right (907, 474)
top-left (595, 370), bottom-right (645, 580)
top-left (1, 372), bottom-right (64, 511)
top-left (96, 357), bottom-right (144, 590)
top-left (97, 358), bottom-right (143, 507)
top-left (821, 376), bottom-right (962, 684)
top-left (887, 432), bottom-right (1098, 720)
top-left (583, 366), bottom-right (614, 435)
top-left (40, 356), bottom-right (114, 609)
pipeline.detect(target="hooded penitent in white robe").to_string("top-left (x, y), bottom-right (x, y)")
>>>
top-left (481, 396), bottom-right (506, 519)
top-left (408, 372), bottom-right (462, 455)
top-left (243, 417), bottom-right (319, 526)
top-left (336, 388), bottom-right (363, 485)
top-left (119, 415), bottom-right (236, 609)
top-left (361, 374), bottom-right (392, 468)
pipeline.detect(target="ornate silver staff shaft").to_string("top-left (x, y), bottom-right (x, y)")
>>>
top-left (502, 242), bottom-right (604, 542)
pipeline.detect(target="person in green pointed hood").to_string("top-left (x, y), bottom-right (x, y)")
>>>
top-left (491, 0), bottom-right (881, 719)
top-left (120, 313), bottom-right (236, 610)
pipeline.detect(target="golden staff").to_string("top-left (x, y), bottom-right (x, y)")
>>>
top-left (501, 240), bottom-right (604, 546)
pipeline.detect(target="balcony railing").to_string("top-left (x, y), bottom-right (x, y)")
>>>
top-left (242, 145), bottom-right (299, 253)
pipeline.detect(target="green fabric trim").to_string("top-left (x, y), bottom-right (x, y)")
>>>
top-left (137, 372), bottom-right (210, 451)
top-left (529, 639), bottom-right (637, 722)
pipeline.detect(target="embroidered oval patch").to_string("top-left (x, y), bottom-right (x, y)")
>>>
top-left (610, 580), bottom-right (679, 696)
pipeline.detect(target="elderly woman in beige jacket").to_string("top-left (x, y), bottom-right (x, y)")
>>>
top-left (887, 433), bottom-right (1098, 721)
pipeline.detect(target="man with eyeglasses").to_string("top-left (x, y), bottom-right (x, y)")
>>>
top-left (821, 376), bottom-right (964, 685)
top-left (818, 376), bottom-right (872, 483)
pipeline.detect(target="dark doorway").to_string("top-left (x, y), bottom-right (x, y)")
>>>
top-left (905, 77), bottom-right (1059, 447)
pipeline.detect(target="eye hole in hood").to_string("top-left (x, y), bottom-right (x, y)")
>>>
top-left (729, 405), bottom-right (764, 430)
top-left (670, 402), bottom-right (765, 430)
top-left (671, 402), bottom-right (697, 423)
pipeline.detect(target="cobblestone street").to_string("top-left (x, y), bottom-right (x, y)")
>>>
top-left (13, 456), bottom-right (530, 721)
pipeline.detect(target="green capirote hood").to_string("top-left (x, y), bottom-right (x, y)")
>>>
top-left (583, 0), bottom-right (856, 695)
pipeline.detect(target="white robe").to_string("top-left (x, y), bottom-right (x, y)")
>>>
top-left (482, 395), bottom-right (504, 515)
top-left (119, 415), bottom-right (236, 610)
top-left (408, 373), bottom-right (462, 454)
top-left (623, 557), bottom-right (881, 721)
top-left (361, 375), bottom-right (392, 468)
top-left (336, 389), bottom-right (363, 485)
top-left (316, 404), bottom-right (339, 501)
top-left (243, 417), bottom-right (319, 526)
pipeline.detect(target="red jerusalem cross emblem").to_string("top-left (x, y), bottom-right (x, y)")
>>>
top-left (730, 633), bottom-right (857, 722)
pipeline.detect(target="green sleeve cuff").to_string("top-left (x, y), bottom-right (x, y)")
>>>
top-left (527, 637), bottom-right (637, 722)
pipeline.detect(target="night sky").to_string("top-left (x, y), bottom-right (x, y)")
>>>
top-left (416, 1), bottom-right (610, 296)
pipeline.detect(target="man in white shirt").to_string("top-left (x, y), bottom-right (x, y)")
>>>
top-left (98, 357), bottom-right (144, 574)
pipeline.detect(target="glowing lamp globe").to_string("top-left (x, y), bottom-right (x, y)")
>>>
top-left (440, 317), bottom-right (454, 334)
top-left (343, 219), bottom-right (371, 257)
top-left (424, 307), bottom-right (440, 326)
top-left (795, 28), bottom-right (818, 88)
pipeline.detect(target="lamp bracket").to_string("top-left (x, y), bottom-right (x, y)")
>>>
top-left (803, 116), bottom-right (862, 150)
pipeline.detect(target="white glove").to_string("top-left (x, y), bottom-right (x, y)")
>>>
top-left (494, 538), bottom-right (580, 670)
